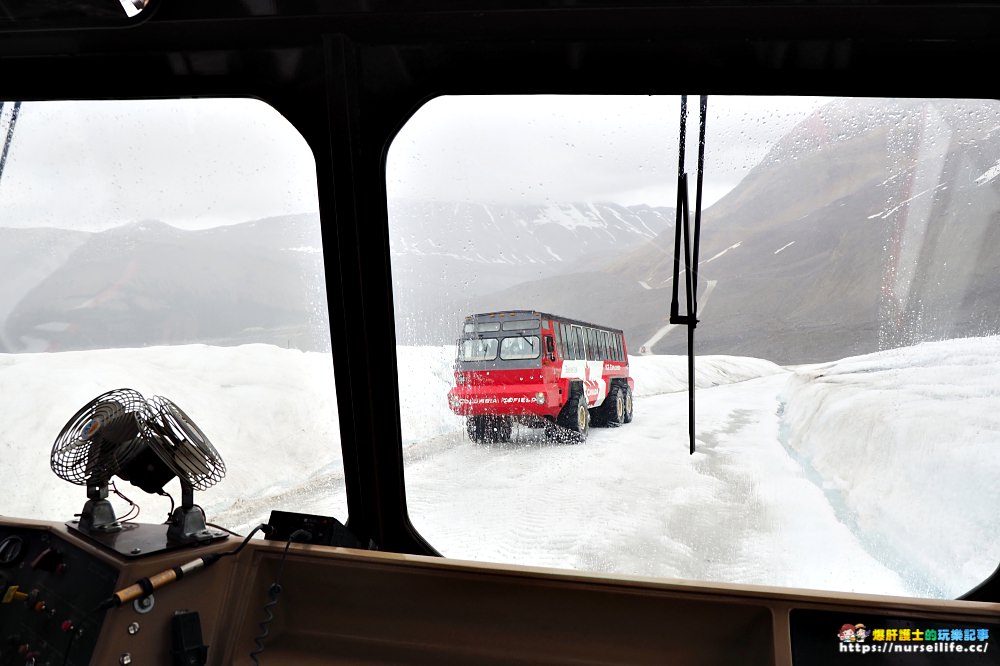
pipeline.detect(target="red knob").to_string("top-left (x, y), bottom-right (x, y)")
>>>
top-left (60, 620), bottom-right (74, 633)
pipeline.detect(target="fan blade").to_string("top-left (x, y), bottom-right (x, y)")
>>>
top-left (51, 389), bottom-right (148, 486)
top-left (142, 396), bottom-right (226, 491)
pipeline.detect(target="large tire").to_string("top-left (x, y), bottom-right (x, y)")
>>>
top-left (493, 416), bottom-right (513, 443)
top-left (622, 386), bottom-right (634, 423)
top-left (467, 415), bottom-right (512, 443)
top-left (467, 416), bottom-right (487, 442)
top-left (556, 390), bottom-right (590, 443)
top-left (600, 386), bottom-right (626, 427)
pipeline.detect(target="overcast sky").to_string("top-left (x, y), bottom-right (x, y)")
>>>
top-left (0, 95), bottom-right (830, 231)
top-left (389, 95), bottom-right (833, 209)
top-left (0, 98), bottom-right (318, 231)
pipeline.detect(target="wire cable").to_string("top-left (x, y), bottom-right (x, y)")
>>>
top-left (157, 488), bottom-right (175, 522)
top-left (250, 529), bottom-right (311, 665)
top-left (60, 605), bottom-right (98, 666)
top-left (110, 480), bottom-right (140, 522)
top-left (206, 521), bottom-right (243, 537)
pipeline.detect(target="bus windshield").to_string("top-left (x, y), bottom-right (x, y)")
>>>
top-left (387, 94), bottom-right (1000, 601)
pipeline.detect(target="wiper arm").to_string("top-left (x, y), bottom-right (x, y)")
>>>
top-left (0, 101), bottom-right (23, 188)
top-left (669, 95), bottom-right (708, 455)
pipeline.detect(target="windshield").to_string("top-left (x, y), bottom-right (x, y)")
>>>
top-left (461, 338), bottom-right (499, 361)
top-left (499, 336), bottom-right (540, 360)
top-left (0, 99), bottom-right (343, 536)
top-left (387, 95), bottom-right (1000, 600)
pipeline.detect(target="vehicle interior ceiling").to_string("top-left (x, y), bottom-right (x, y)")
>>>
top-left (1, 1), bottom-right (1000, 665)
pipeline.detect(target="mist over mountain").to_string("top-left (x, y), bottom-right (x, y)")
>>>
top-left (388, 200), bottom-right (674, 345)
top-left (465, 98), bottom-right (1000, 363)
top-left (1, 214), bottom-right (329, 353)
top-left (0, 226), bottom-right (90, 336)
top-left (6, 99), bottom-right (1000, 364)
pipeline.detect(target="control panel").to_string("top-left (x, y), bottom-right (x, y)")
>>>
top-left (0, 525), bottom-right (117, 666)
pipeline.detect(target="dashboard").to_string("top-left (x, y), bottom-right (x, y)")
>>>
top-left (2, 517), bottom-right (999, 665)
top-left (0, 524), bottom-right (117, 665)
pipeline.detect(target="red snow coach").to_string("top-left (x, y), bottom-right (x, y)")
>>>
top-left (447, 311), bottom-right (634, 443)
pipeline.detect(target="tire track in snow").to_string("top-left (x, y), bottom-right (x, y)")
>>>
top-left (206, 373), bottom-right (908, 596)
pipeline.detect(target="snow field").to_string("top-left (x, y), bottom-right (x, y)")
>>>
top-left (0, 344), bottom-right (342, 526)
top-left (780, 336), bottom-right (1000, 598)
top-left (2, 339), bottom-right (999, 599)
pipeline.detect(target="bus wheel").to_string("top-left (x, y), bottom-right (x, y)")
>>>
top-left (557, 391), bottom-right (589, 443)
top-left (468, 416), bottom-right (512, 443)
top-left (623, 386), bottom-right (634, 423)
top-left (467, 416), bottom-right (487, 442)
top-left (493, 416), bottom-right (513, 443)
top-left (603, 386), bottom-right (626, 427)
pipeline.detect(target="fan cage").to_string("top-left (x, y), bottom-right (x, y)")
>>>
top-left (142, 395), bottom-right (226, 491)
top-left (50, 388), bottom-right (150, 486)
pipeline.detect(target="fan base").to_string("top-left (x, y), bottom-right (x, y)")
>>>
top-left (77, 498), bottom-right (123, 534)
top-left (67, 520), bottom-right (228, 558)
top-left (167, 505), bottom-right (227, 545)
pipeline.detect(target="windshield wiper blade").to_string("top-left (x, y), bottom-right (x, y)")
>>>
top-left (0, 101), bottom-right (22, 188)
top-left (669, 95), bottom-right (708, 455)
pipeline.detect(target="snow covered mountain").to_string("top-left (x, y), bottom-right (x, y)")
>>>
top-left (388, 199), bottom-right (671, 267)
top-left (462, 99), bottom-right (1000, 363)
top-left (7, 100), bottom-right (1000, 364)
top-left (0, 214), bottom-right (329, 353)
top-left (387, 200), bottom-right (673, 345)
top-left (621, 98), bottom-right (1000, 362)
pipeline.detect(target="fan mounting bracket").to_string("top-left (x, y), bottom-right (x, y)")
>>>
top-left (66, 521), bottom-right (228, 558)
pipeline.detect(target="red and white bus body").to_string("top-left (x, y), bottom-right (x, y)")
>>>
top-left (447, 311), bottom-right (634, 438)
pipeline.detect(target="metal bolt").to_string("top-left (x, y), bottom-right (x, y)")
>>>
top-left (127, 622), bottom-right (140, 635)
top-left (133, 594), bottom-right (155, 614)
top-left (120, 654), bottom-right (132, 665)
top-left (130, 548), bottom-right (142, 555)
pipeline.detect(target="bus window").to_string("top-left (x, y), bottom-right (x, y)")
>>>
top-left (499, 336), bottom-right (540, 360)
top-left (1, 98), bottom-right (340, 536)
top-left (461, 338), bottom-right (499, 361)
top-left (502, 320), bottom-right (540, 331)
top-left (465, 322), bottom-right (501, 333)
top-left (387, 94), bottom-right (1000, 600)
top-left (575, 326), bottom-right (587, 360)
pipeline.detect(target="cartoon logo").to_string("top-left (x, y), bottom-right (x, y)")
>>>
top-left (837, 623), bottom-right (869, 643)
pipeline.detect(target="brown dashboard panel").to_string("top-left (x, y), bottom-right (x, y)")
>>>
top-left (220, 545), bottom-right (776, 665)
top-left (4, 518), bottom-right (1000, 665)
top-left (216, 542), bottom-right (1000, 666)
top-left (0, 518), bottom-right (237, 666)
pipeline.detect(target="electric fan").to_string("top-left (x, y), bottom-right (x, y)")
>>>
top-left (140, 395), bottom-right (227, 544)
top-left (50, 388), bottom-right (150, 533)
top-left (51, 389), bottom-right (227, 547)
